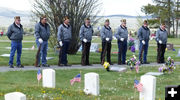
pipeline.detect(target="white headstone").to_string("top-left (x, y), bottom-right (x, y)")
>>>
top-left (42, 69), bottom-right (55, 88)
top-left (5, 92), bottom-right (26, 100)
top-left (0, 54), bottom-right (10, 57)
top-left (140, 75), bottom-right (156, 100)
top-left (84, 72), bottom-right (99, 96)
top-left (46, 57), bottom-right (54, 60)
top-left (145, 72), bottom-right (164, 76)
top-left (135, 40), bottom-right (139, 51)
top-left (177, 49), bottom-right (180, 57)
top-left (110, 66), bottom-right (127, 72)
top-left (90, 43), bottom-right (99, 52)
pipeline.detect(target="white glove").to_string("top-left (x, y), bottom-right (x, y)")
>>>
top-left (38, 38), bottom-right (43, 44)
top-left (159, 40), bottom-right (162, 44)
top-left (59, 41), bottom-right (63, 46)
top-left (120, 38), bottom-right (124, 41)
top-left (142, 40), bottom-right (145, 45)
top-left (83, 39), bottom-right (87, 43)
top-left (106, 38), bottom-right (110, 41)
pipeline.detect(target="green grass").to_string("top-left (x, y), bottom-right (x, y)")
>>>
top-left (0, 66), bottom-right (179, 100)
top-left (0, 35), bottom-right (179, 66)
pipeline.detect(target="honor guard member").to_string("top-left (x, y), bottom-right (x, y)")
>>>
top-left (35, 16), bottom-right (50, 67)
top-left (79, 18), bottom-right (94, 66)
top-left (100, 19), bottom-right (113, 65)
top-left (138, 20), bottom-right (150, 64)
top-left (7, 16), bottom-right (24, 68)
top-left (114, 19), bottom-right (128, 65)
top-left (156, 23), bottom-right (168, 63)
top-left (57, 16), bottom-right (72, 66)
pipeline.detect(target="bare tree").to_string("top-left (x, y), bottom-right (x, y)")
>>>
top-left (32, 0), bottom-right (101, 54)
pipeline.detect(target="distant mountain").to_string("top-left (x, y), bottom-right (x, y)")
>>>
top-left (98, 14), bottom-right (152, 19)
top-left (0, 7), bottom-right (30, 18)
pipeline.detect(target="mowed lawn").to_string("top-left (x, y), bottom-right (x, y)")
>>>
top-left (0, 36), bottom-right (180, 66)
top-left (0, 66), bottom-right (180, 100)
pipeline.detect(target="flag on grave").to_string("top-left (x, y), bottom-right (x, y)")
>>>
top-left (37, 69), bottom-right (42, 81)
top-left (70, 74), bottom-right (81, 85)
top-left (134, 79), bottom-right (143, 92)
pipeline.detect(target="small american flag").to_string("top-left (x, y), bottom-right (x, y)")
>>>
top-left (37, 69), bottom-right (42, 81)
top-left (135, 65), bottom-right (139, 73)
top-left (134, 80), bottom-right (143, 92)
top-left (70, 74), bottom-right (81, 85)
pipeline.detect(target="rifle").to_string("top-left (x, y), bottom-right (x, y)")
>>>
top-left (58, 45), bottom-right (63, 66)
top-left (35, 44), bottom-right (41, 67)
top-left (118, 41), bottom-right (123, 64)
top-left (140, 44), bottom-right (144, 63)
top-left (101, 42), bottom-right (107, 65)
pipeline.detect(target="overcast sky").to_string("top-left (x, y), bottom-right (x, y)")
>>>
top-left (0, 0), bottom-right (153, 16)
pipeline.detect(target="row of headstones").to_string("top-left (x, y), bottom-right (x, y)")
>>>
top-left (4, 69), bottom-right (156, 100)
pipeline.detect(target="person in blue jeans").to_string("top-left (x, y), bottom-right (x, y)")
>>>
top-left (34, 16), bottom-right (50, 67)
top-left (138, 20), bottom-right (150, 64)
top-left (114, 19), bottom-right (128, 65)
top-left (57, 16), bottom-right (72, 66)
top-left (6, 16), bottom-right (24, 68)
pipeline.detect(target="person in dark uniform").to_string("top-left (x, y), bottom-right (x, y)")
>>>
top-left (57, 16), bottom-right (72, 66)
top-left (7, 16), bottom-right (24, 68)
top-left (156, 23), bottom-right (168, 63)
top-left (35, 16), bottom-right (50, 67)
top-left (138, 20), bottom-right (150, 64)
top-left (79, 18), bottom-right (94, 66)
top-left (115, 19), bottom-right (128, 65)
top-left (100, 19), bottom-right (113, 65)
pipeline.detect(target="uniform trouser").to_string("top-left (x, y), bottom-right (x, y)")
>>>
top-left (139, 40), bottom-right (149, 63)
top-left (9, 41), bottom-right (22, 66)
top-left (157, 43), bottom-right (166, 63)
top-left (101, 42), bottom-right (111, 64)
top-left (36, 40), bottom-right (48, 65)
top-left (60, 41), bottom-right (69, 65)
top-left (118, 40), bottom-right (127, 64)
top-left (81, 42), bottom-right (91, 65)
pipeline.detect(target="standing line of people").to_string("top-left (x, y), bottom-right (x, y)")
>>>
top-left (6, 16), bottom-right (168, 68)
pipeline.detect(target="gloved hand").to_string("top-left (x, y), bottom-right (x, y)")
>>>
top-left (83, 38), bottom-right (87, 43)
top-left (120, 38), bottom-right (124, 41)
top-left (38, 38), bottom-right (43, 44)
top-left (106, 38), bottom-right (110, 41)
top-left (159, 40), bottom-right (162, 44)
top-left (59, 41), bottom-right (63, 46)
top-left (142, 40), bottom-right (145, 45)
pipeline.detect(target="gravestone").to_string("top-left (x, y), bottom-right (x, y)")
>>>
top-left (42, 69), bottom-right (55, 88)
top-left (46, 57), bottom-right (54, 60)
top-left (90, 43), bottom-right (99, 52)
top-left (78, 43), bottom-right (99, 52)
top-left (110, 66), bottom-right (127, 72)
top-left (145, 72), bottom-right (164, 76)
top-left (5, 92), bottom-right (26, 100)
top-left (0, 54), bottom-right (10, 57)
top-left (134, 40), bottom-right (139, 51)
top-left (84, 72), bottom-right (99, 96)
top-left (140, 75), bottom-right (156, 100)
top-left (166, 43), bottom-right (174, 50)
top-left (177, 49), bottom-right (180, 57)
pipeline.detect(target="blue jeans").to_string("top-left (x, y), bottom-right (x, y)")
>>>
top-left (36, 40), bottom-right (48, 65)
top-left (139, 40), bottom-right (149, 62)
top-left (9, 41), bottom-right (22, 65)
top-left (118, 40), bottom-right (127, 64)
top-left (60, 41), bottom-right (69, 64)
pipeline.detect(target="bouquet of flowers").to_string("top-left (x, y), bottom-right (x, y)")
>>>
top-left (103, 62), bottom-right (110, 72)
top-left (126, 55), bottom-right (140, 73)
top-left (158, 56), bottom-right (176, 73)
top-left (128, 38), bottom-right (135, 53)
